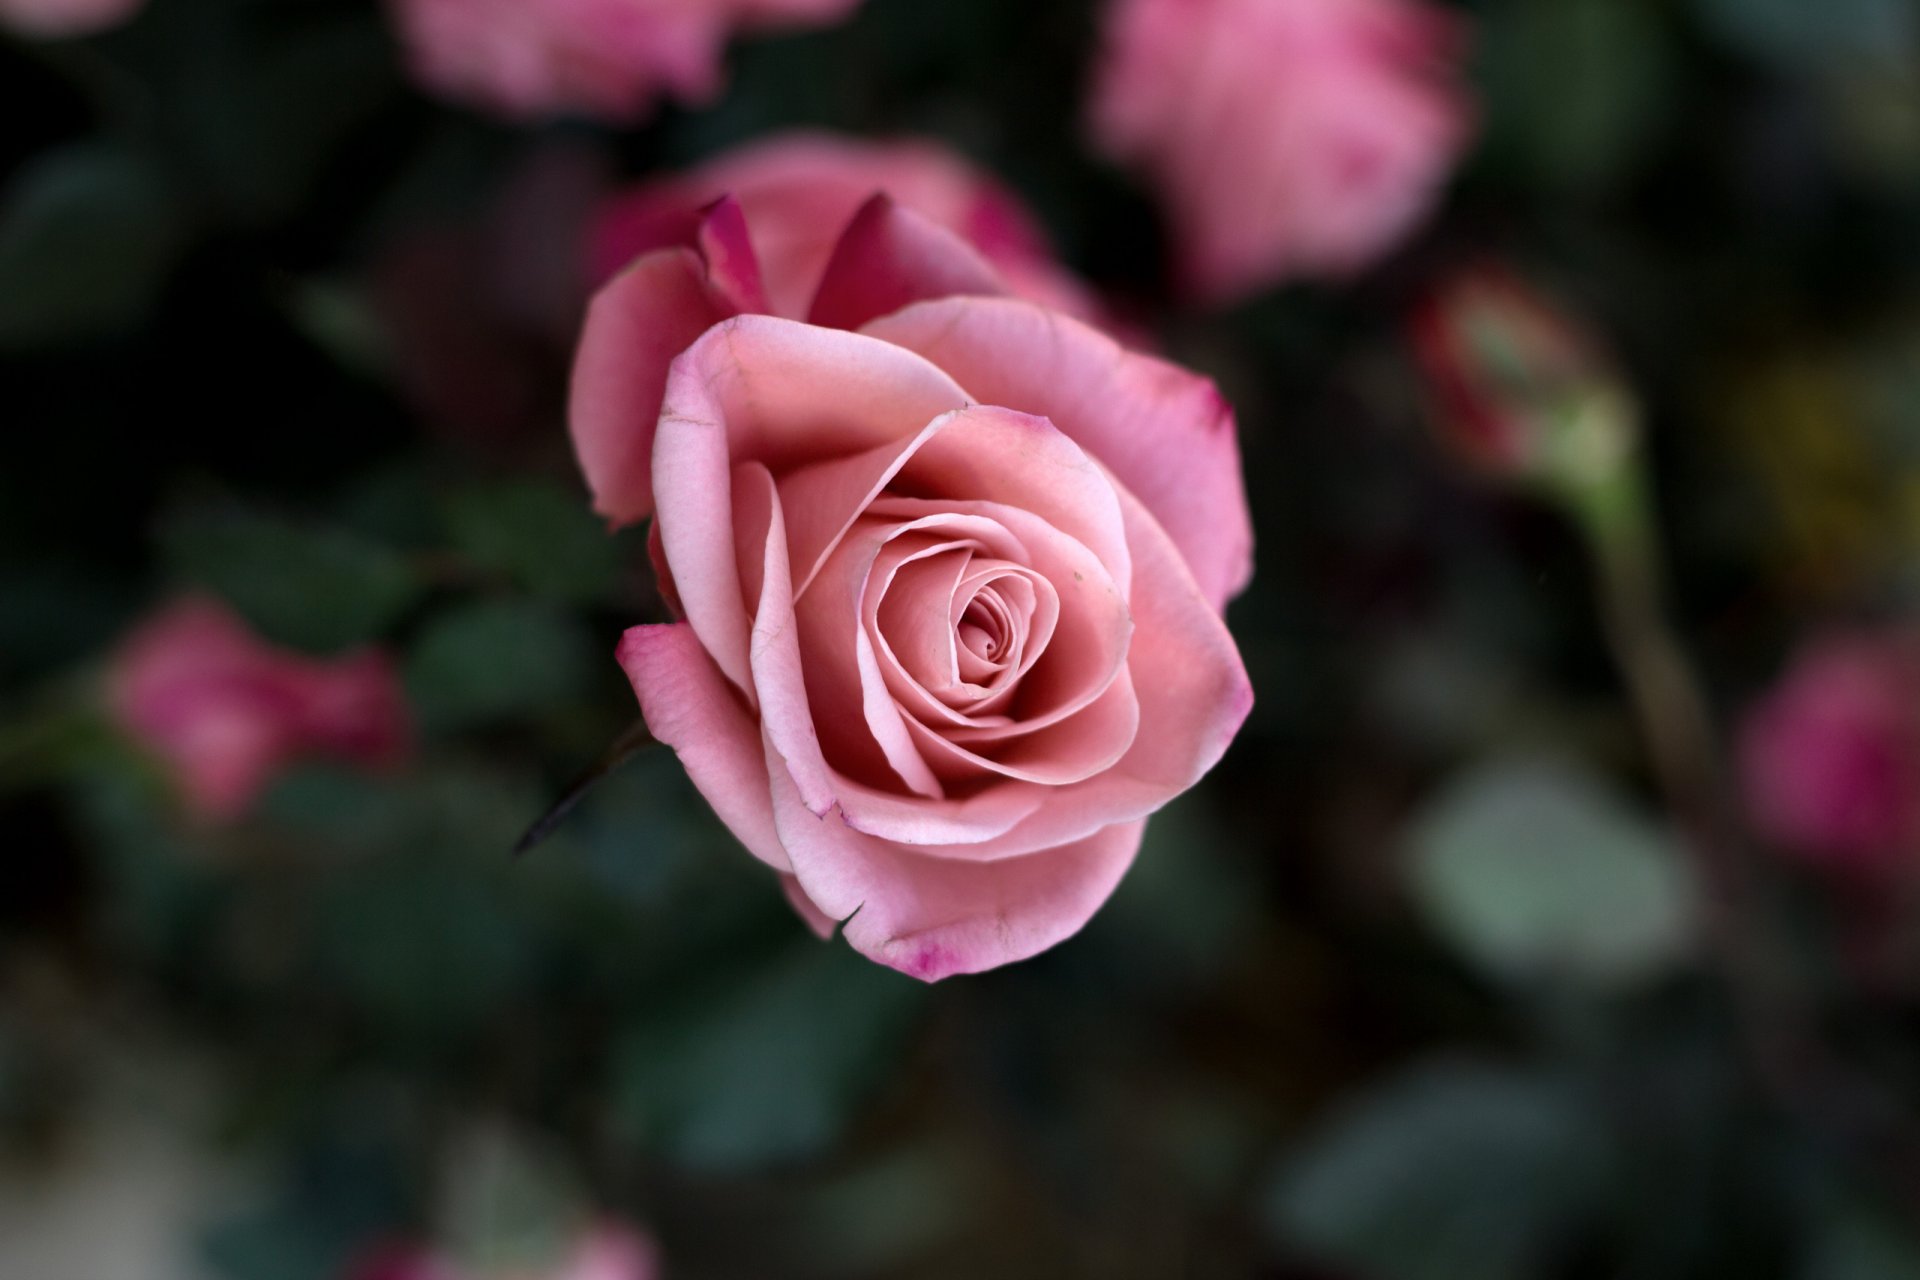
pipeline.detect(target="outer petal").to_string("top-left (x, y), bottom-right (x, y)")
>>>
top-left (734, 462), bottom-right (836, 814)
top-left (616, 623), bottom-right (789, 871)
top-left (569, 248), bottom-right (729, 525)
top-left (863, 296), bottom-right (1253, 610)
top-left (654, 316), bottom-right (971, 695)
top-left (769, 744), bottom-right (1148, 981)
top-left (808, 195), bottom-right (1009, 332)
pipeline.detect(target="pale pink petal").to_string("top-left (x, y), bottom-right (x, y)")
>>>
top-left (569, 247), bottom-right (730, 526)
top-left (616, 623), bottom-right (788, 871)
top-left (770, 746), bottom-right (1148, 981)
top-left (808, 195), bottom-right (1009, 331)
top-left (733, 462), bottom-right (835, 814)
top-left (910, 482), bottom-right (1253, 860)
top-left (655, 316), bottom-right (972, 698)
top-left (863, 297), bottom-right (1251, 609)
top-left (776, 404), bottom-right (1130, 602)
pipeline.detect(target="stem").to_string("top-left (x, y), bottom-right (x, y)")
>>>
top-left (1567, 469), bottom-right (1810, 1090)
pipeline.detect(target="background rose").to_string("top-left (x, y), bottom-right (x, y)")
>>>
top-left (1739, 631), bottom-right (1920, 874)
top-left (1089, 0), bottom-right (1474, 303)
top-left (0, 0), bottom-right (140, 37)
top-left (588, 131), bottom-right (1103, 325)
top-left (574, 199), bottom-right (1252, 978)
top-left (107, 596), bottom-right (411, 821)
top-left (389, 0), bottom-right (864, 121)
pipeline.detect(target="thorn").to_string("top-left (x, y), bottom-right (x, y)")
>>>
top-left (512, 719), bottom-right (655, 857)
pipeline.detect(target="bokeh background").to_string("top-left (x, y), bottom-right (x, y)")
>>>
top-left (6, 0), bottom-right (1920, 1276)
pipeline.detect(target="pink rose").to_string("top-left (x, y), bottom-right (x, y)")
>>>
top-left (0, 0), bottom-right (140, 36)
top-left (588, 131), bottom-right (1103, 325)
top-left (1739, 632), bottom-right (1920, 874)
top-left (389, 0), bottom-right (863, 121)
top-left (107, 597), bottom-right (411, 822)
top-left (1089, 0), bottom-right (1474, 304)
top-left (572, 184), bottom-right (1254, 980)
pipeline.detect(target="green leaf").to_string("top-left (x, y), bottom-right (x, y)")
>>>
top-left (1804, 1202), bottom-right (1920, 1280)
top-left (612, 941), bottom-right (926, 1170)
top-left (160, 502), bottom-right (423, 653)
top-left (0, 141), bottom-right (190, 348)
top-left (1265, 1061), bottom-right (1613, 1280)
top-left (316, 853), bottom-right (539, 1040)
top-left (403, 599), bottom-right (595, 731)
top-left (1406, 756), bottom-right (1696, 991)
top-left (440, 479), bottom-right (627, 605)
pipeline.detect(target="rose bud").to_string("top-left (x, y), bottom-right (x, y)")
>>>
top-left (0, 0), bottom-right (139, 36)
top-left (107, 596), bottom-right (411, 822)
top-left (1408, 263), bottom-right (1639, 496)
top-left (572, 173), bottom-right (1253, 980)
top-left (588, 131), bottom-right (1105, 328)
top-left (1088, 0), bottom-right (1474, 304)
top-left (1739, 631), bottom-right (1920, 876)
top-left (387, 0), bottom-right (863, 122)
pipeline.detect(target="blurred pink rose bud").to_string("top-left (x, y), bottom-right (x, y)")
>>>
top-left (551, 1225), bottom-right (661, 1280)
top-left (1089, 0), bottom-right (1474, 304)
top-left (107, 597), bottom-right (411, 822)
top-left (0, 0), bottom-right (140, 36)
top-left (388, 0), bottom-right (864, 121)
top-left (342, 1224), bottom-right (659, 1280)
top-left (1739, 632), bottom-right (1920, 873)
top-left (588, 131), bottom-right (1102, 324)
top-left (1409, 263), bottom-right (1638, 492)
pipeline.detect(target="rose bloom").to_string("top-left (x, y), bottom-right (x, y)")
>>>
top-left (389, 0), bottom-right (863, 121)
top-left (0, 0), bottom-right (140, 37)
top-left (107, 597), bottom-right (410, 822)
top-left (589, 131), bottom-right (1103, 326)
top-left (573, 184), bottom-right (1253, 980)
top-left (1089, 0), bottom-right (1473, 304)
top-left (1740, 631), bottom-right (1920, 875)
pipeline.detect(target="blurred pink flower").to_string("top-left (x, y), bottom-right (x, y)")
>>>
top-left (0, 0), bottom-right (140, 37)
top-left (1089, 0), bottom-right (1474, 304)
top-left (389, 0), bottom-right (864, 121)
top-left (107, 596), bottom-right (411, 822)
top-left (343, 1225), bottom-right (660, 1280)
top-left (1740, 632), bottom-right (1920, 873)
top-left (589, 131), bottom-right (1101, 323)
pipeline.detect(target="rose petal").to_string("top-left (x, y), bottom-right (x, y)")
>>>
top-left (655, 316), bottom-right (972, 697)
top-left (570, 248), bottom-right (729, 526)
top-left (616, 623), bottom-right (788, 871)
top-left (808, 194), bottom-right (1009, 331)
top-left (734, 462), bottom-right (836, 814)
top-left (911, 481), bottom-right (1252, 859)
top-left (863, 296), bottom-right (1252, 609)
top-left (778, 404), bottom-right (1130, 603)
top-left (696, 195), bottom-right (771, 314)
top-left (770, 747), bottom-right (1147, 981)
